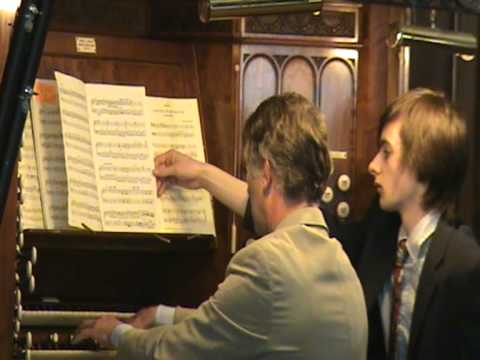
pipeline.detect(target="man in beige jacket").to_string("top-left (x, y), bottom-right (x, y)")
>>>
top-left (75, 93), bottom-right (368, 359)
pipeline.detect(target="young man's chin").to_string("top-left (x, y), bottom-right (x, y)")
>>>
top-left (379, 198), bottom-right (397, 212)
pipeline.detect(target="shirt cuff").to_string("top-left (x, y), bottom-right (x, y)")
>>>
top-left (154, 304), bottom-right (175, 326)
top-left (111, 323), bottom-right (133, 348)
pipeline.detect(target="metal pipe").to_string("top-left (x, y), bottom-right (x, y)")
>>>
top-left (393, 25), bottom-right (477, 53)
top-left (199, 0), bottom-right (323, 22)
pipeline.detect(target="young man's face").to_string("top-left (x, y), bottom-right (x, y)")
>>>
top-left (368, 117), bottom-right (424, 213)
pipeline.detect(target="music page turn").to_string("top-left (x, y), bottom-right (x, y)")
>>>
top-left (86, 84), bottom-right (156, 232)
top-left (147, 97), bottom-right (215, 235)
top-left (55, 72), bottom-right (102, 230)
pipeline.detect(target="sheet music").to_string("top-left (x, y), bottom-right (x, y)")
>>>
top-left (55, 72), bottom-right (102, 230)
top-left (147, 97), bottom-right (215, 235)
top-left (86, 84), bottom-right (156, 232)
top-left (30, 79), bottom-right (68, 229)
top-left (18, 113), bottom-right (45, 229)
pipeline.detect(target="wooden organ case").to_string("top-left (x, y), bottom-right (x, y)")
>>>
top-left (0, 1), bottom-right (395, 359)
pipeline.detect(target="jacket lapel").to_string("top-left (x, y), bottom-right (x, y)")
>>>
top-left (408, 221), bottom-right (450, 356)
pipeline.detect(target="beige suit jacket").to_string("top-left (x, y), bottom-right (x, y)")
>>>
top-left (118, 207), bottom-right (367, 360)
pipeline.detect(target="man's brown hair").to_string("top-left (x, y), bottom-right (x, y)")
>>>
top-left (380, 88), bottom-right (467, 211)
top-left (242, 92), bottom-right (331, 204)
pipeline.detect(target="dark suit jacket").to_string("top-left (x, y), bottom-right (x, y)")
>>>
top-left (352, 203), bottom-right (480, 360)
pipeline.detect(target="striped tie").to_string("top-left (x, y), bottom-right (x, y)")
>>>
top-left (388, 238), bottom-right (409, 360)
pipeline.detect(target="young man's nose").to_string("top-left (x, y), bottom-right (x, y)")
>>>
top-left (368, 155), bottom-right (379, 176)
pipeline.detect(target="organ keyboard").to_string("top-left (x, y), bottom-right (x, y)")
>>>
top-left (13, 303), bottom-right (139, 360)
top-left (14, 298), bottom-right (138, 359)
top-left (18, 308), bottom-right (135, 327)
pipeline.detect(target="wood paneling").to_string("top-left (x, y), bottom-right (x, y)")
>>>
top-left (319, 58), bottom-right (355, 152)
top-left (150, 0), bottom-right (234, 37)
top-left (0, 10), bottom-right (15, 78)
top-left (242, 55), bottom-right (278, 119)
top-left (193, 40), bottom-right (238, 270)
top-left (50, 0), bottom-right (150, 37)
top-left (282, 57), bottom-right (316, 101)
top-left (355, 5), bottom-right (398, 218)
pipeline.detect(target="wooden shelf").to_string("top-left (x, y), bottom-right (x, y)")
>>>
top-left (23, 229), bottom-right (216, 253)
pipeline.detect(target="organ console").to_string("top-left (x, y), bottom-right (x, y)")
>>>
top-left (1, 1), bottom-right (431, 359)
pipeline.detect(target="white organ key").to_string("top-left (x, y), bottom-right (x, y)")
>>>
top-left (25, 350), bottom-right (117, 360)
top-left (21, 310), bottom-right (134, 327)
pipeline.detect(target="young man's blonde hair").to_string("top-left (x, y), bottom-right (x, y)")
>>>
top-left (380, 88), bottom-right (467, 211)
top-left (242, 92), bottom-right (331, 204)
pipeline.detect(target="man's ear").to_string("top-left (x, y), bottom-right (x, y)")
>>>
top-left (262, 160), bottom-right (273, 196)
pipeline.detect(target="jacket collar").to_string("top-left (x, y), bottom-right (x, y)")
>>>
top-left (275, 206), bottom-right (329, 236)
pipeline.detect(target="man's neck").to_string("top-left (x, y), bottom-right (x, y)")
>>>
top-left (399, 201), bottom-right (429, 236)
top-left (268, 197), bottom-right (310, 230)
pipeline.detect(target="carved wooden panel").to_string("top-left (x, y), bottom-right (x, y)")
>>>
top-left (242, 4), bottom-right (361, 43)
top-left (240, 44), bottom-right (358, 222)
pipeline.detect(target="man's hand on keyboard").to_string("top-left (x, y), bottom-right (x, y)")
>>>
top-left (127, 306), bottom-right (157, 329)
top-left (73, 315), bottom-right (121, 349)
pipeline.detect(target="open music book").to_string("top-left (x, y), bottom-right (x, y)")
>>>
top-left (18, 73), bottom-right (216, 236)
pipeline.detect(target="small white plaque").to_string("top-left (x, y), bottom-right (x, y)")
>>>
top-left (329, 151), bottom-right (348, 160)
top-left (75, 37), bottom-right (97, 54)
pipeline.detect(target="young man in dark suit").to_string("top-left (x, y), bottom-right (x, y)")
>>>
top-left (358, 88), bottom-right (480, 360)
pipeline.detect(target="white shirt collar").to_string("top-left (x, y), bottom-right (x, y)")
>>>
top-left (398, 209), bottom-right (441, 260)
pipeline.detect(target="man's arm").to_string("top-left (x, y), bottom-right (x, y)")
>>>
top-left (74, 242), bottom-right (271, 359)
top-left (153, 150), bottom-right (249, 217)
top-left (174, 306), bottom-right (196, 323)
top-left (117, 243), bottom-right (271, 360)
top-left (126, 304), bottom-right (196, 328)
